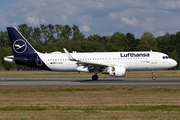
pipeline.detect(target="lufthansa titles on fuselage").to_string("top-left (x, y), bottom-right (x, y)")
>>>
top-left (120, 53), bottom-right (150, 57)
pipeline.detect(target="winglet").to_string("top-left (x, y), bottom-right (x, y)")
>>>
top-left (63, 48), bottom-right (77, 61)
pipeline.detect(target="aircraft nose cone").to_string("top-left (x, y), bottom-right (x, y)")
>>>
top-left (172, 60), bottom-right (177, 67)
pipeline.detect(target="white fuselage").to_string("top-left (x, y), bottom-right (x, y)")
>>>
top-left (38, 51), bottom-right (177, 72)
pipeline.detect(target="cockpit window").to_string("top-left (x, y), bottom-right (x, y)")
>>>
top-left (163, 56), bottom-right (170, 59)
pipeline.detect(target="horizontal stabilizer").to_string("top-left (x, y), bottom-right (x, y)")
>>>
top-left (4, 55), bottom-right (27, 63)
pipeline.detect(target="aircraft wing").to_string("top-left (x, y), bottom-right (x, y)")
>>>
top-left (77, 60), bottom-right (108, 67)
top-left (63, 48), bottom-right (108, 68)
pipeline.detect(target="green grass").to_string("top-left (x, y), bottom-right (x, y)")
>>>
top-left (106, 88), bottom-right (113, 90)
top-left (64, 105), bottom-right (180, 112)
top-left (0, 106), bottom-right (45, 111)
top-left (127, 88), bottom-right (133, 90)
top-left (0, 86), bottom-right (180, 119)
top-left (2, 86), bottom-right (180, 94)
top-left (1, 87), bottom-right (104, 93)
top-left (1, 105), bottom-right (179, 112)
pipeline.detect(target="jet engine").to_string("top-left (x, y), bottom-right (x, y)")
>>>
top-left (108, 66), bottom-right (126, 77)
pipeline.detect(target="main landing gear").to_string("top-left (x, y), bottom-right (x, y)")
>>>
top-left (92, 70), bottom-right (99, 80)
top-left (92, 75), bottom-right (98, 80)
top-left (152, 70), bottom-right (156, 80)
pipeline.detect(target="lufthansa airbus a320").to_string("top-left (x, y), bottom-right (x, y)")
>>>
top-left (4, 27), bottom-right (177, 80)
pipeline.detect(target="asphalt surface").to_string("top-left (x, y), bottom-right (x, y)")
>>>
top-left (0, 78), bottom-right (180, 86)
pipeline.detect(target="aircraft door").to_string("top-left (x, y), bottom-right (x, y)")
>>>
top-left (151, 53), bottom-right (157, 64)
top-left (37, 56), bottom-right (42, 66)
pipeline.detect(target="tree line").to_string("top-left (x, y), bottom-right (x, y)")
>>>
top-left (0, 24), bottom-right (179, 70)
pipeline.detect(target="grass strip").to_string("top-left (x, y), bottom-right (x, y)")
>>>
top-left (0, 105), bottom-right (45, 111)
top-left (1, 87), bottom-right (100, 93)
top-left (63, 105), bottom-right (180, 112)
top-left (1, 105), bottom-right (180, 112)
top-left (0, 71), bottom-right (179, 78)
top-left (2, 86), bottom-right (180, 94)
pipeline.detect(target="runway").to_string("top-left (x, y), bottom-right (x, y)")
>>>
top-left (0, 78), bottom-right (180, 86)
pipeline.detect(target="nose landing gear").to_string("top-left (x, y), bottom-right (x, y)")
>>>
top-left (152, 70), bottom-right (156, 80)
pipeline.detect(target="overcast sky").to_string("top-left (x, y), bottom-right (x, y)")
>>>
top-left (1, 0), bottom-right (180, 38)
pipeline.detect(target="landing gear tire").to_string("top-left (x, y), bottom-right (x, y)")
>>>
top-left (152, 76), bottom-right (156, 80)
top-left (152, 70), bottom-right (156, 80)
top-left (92, 75), bottom-right (98, 80)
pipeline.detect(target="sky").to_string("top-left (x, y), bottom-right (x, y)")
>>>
top-left (0, 0), bottom-right (180, 38)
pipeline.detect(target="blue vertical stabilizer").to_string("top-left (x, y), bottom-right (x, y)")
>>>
top-left (6, 27), bottom-right (36, 57)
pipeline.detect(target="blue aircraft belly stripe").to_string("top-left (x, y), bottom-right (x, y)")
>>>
top-left (14, 53), bottom-right (50, 70)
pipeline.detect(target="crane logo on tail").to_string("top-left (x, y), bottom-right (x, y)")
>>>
top-left (13, 39), bottom-right (27, 53)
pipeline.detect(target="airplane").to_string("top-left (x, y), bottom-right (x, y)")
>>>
top-left (4, 27), bottom-right (177, 80)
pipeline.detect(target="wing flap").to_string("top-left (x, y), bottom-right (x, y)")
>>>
top-left (79, 60), bottom-right (108, 67)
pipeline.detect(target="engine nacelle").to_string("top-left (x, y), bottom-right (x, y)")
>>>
top-left (108, 66), bottom-right (126, 77)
